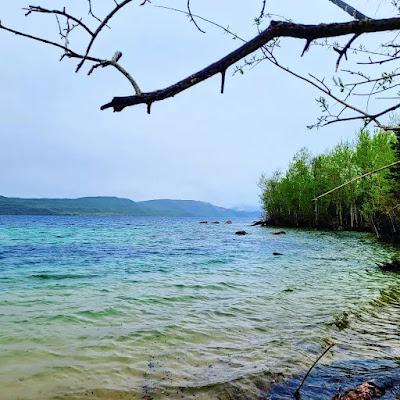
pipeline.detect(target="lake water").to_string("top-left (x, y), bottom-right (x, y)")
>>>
top-left (0, 216), bottom-right (399, 400)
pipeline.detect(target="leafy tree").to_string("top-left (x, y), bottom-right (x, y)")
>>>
top-left (260, 130), bottom-right (399, 241)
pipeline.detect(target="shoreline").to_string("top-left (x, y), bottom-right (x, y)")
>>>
top-left (253, 219), bottom-right (400, 246)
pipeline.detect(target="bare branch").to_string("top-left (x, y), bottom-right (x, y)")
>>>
top-left (333, 33), bottom-right (360, 70)
top-left (0, 21), bottom-right (140, 91)
top-left (76, 0), bottom-right (133, 73)
top-left (24, 6), bottom-right (94, 36)
top-left (327, 0), bottom-right (369, 20)
top-left (0, 20), bottom-right (82, 56)
top-left (88, 51), bottom-right (142, 95)
top-left (101, 17), bottom-right (400, 112)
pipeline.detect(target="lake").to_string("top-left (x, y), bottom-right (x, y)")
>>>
top-left (0, 216), bottom-right (399, 399)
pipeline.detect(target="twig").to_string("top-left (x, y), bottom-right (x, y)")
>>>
top-left (23, 6), bottom-right (94, 36)
top-left (334, 33), bottom-right (360, 71)
top-left (76, 0), bottom-right (133, 72)
top-left (186, 0), bottom-right (205, 33)
top-left (294, 343), bottom-right (335, 398)
top-left (154, 5), bottom-right (246, 42)
top-left (259, 0), bottom-right (267, 19)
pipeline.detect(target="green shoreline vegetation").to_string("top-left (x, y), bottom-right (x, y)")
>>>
top-left (260, 130), bottom-right (400, 243)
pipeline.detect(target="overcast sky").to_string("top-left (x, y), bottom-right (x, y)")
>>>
top-left (0, 1), bottom-right (393, 209)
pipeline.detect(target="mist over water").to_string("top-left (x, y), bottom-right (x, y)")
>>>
top-left (0, 216), bottom-right (399, 400)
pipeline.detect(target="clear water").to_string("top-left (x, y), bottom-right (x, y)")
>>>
top-left (0, 216), bottom-right (399, 400)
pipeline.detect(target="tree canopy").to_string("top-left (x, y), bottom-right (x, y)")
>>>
top-left (260, 130), bottom-right (400, 241)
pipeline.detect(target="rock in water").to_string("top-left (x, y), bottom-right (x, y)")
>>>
top-left (199, 221), bottom-right (208, 224)
top-left (333, 382), bottom-right (384, 399)
top-left (225, 220), bottom-right (232, 224)
top-left (377, 259), bottom-right (400, 272)
top-left (273, 252), bottom-right (283, 256)
top-left (251, 220), bottom-right (265, 226)
top-left (272, 231), bottom-right (286, 235)
top-left (235, 230), bottom-right (247, 235)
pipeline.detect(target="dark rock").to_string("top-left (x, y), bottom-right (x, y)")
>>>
top-left (273, 252), bottom-right (283, 256)
top-left (251, 220), bottom-right (268, 227)
top-left (235, 230), bottom-right (247, 235)
top-left (377, 259), bottom-right (400, 272)
top-left (225, 220), bottom-right (233, 224)
top-left (272, 231), bottom-right (286, 235)
top-left (251, 220), bottom-right (263, 226)
top-left (199, 221), bottom-right (208, 224)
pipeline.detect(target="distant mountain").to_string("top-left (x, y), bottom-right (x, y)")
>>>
top-left (0, 196), bottom-right (260, 218)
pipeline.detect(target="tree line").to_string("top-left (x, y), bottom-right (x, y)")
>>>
top-left (260, 130), bottom-right (400, 242)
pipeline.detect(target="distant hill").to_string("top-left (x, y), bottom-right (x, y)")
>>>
top-left (0, 196), bottom-right (260, 218)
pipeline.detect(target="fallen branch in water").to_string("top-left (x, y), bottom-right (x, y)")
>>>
top-left (294, 343), bottom-right (335, 398)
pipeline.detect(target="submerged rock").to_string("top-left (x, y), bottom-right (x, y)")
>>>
top-left (211, 221), bottom-right (220, 224)
top-left (225, 220), bottom-right (233, 224)
top-left (333, 381), bottom-right (384, 400)
top-left (235, 230), bottom-right (247, 235)
top-left (272, 231), bottom-right (286, 235)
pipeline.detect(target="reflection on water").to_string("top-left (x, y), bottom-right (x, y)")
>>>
top-left (0, 216), bottom-right (399, 400)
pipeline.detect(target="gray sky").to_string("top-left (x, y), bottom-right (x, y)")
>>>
top-left (0, 1), bottom-right (393, 209)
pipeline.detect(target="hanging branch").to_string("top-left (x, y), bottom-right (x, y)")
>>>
top-left (99, 17), bottom-right (400, 112)
top-left (2, 1), bottom-right (400, 118)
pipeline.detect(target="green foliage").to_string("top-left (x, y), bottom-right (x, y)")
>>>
top-left (260, 130), bottom-right (399, 236)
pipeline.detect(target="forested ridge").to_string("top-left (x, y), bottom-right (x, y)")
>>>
top-left (260, 130), bottom-right (400, 243)
top-left (0, 197), bottom-right (256, 218)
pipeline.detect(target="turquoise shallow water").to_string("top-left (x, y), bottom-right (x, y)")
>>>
top-left (0, 216), bottom-right (399, 400)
